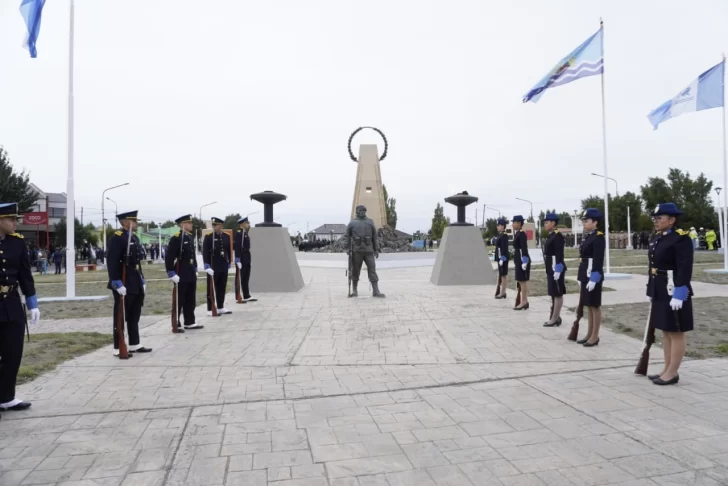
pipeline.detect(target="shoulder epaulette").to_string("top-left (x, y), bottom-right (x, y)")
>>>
top-left (597, 231), bottom-right (604, 236)
top-left (677, 229), bottom-right (689, 236)
top-left (237, 229), bottom-right (242, 232)
top-left (9, 232), bottom-right (23, 239)
top-left (115, 231), bottom-right (123, 236)
top-left (554, 229), bottom-right (559, 233)
top-left (174, 232), bottom-right (180, 237)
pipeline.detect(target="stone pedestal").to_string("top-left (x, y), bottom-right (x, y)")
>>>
top-left (248, 227), bottom-right (305, 292)
top-left (430, 226), bottom-right (496, 286)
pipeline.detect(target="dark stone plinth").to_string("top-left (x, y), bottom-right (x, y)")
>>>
top-left (444, 191), bottom-right (478, 226)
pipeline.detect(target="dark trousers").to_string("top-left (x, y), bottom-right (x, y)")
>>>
top-left (55, 263), bottom-right (62, 274)
top-left (240, 253), bottom-right (252, 299)
top-left (207, 270), bottom-right (228, 310)
top-left (351, 252), bottom-right (378, 283)
top-left (177, 281), bottom-right (196, 326)
top-left (112, 291), bottom-right (143, 349)
top-left (0, 319), bottom-right (25, 403)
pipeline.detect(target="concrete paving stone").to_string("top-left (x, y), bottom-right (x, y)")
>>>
top-left (291, 463), bottom-right (325, 478)
top-left (311, 442), bottom-right (369, 463)
top-left (400, 442), bottom-right (450, 468)
top-left (21, 467), bottom-right (87, 484)
top-left (272, 430), bottom-right (309, 451)
top-left (427, 464), bottom-right (476, 485)
top-left (225, 469), bottom-right (267, 486)
top-left (119, 470), bottom-right (165, 486)
top-left (268, 466), bottom-right (291, 481)
top-left (252, 450), bottom-right (312, 469)
top-left (227, 454), bottom-right (252, 472)
top-left (613, 453), bottom-right (688, 478)
top-left (326, 454), bottom-right (413, 478)
top-left (560, 462), bottom-right (638, 485)
top-left (270, 479), bottom-right (329, 486)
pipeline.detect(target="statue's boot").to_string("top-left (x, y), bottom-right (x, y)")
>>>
top-left (372, 282), bottom-right (386, 298)
top-left (349, 281), bottom-right (358, 297)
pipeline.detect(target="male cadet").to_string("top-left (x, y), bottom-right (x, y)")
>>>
top-left (166, 214), bottom-right (203, 330)
top-left (0, 203), bottom-right (40, 413)
top-left (341, 204), bottom-right (385, 298)
top-left (234, 216), bottom-right (257, 303)
top-left (107, 210), bottom-right (152, 356)
top-left (203, 217), bottom-right (232, 315)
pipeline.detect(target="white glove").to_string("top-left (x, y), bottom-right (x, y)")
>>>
top-left (498, 260), bottom-right (502, 267)
top-left (522, 263), bottom-right (528, 271)
top-left (30, 308), bottom-right (40, 324)
top-left (670, 298), bottom-right (683, 310)
top-left (586, 281), bottom-right (596, 292)
top-left (236, 262), bottom-right (242, 270)
top-left (170, 275), bottom-right (181, 284)
top-left (553, 272), bottom-right (561, 281)
top-left (143, 285), bottom-right (147, 294)
top-left (205, 268), bottom-right (215, 276)
top-left (116, 286), bottom-right (128, 296)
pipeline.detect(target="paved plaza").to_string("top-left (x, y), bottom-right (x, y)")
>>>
top-left (2, 260), bottom-right (728, 486)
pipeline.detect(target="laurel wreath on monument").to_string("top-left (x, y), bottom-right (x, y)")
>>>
top-left (348, 126), bottom-right (388, 162)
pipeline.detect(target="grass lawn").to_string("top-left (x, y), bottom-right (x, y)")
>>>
top-left (18, 332), bottom-right (110, 385)
top-left (596, 297), bottom-right (728, 360)
top-left (618, 265), bottom-right (728, 285)
top-left (36, 263), bottom-right (209, 320)
top-left (500, 269), bottom-right (612, 297)
top-left (564, 248), bottom-right (724, 269)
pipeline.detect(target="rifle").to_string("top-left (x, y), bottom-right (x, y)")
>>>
top-left (208, 232), bottom-right (218, 317)
top-left (116, 229), bottom-right (131, 359)
top-left (171, 231), bottom-right (184, 333)
top-left (235, 231), bottom-right (243, 304)
top-left (514, 282), bottom-right (521, 308)
top-left (346, 239), bottom-right (353, 297)
top-left (567, 282), bottom-right (583, 341)
top-left (634, 303), bottom-right (654, 375)
top-left (495, 275), bottom-right (501, 298)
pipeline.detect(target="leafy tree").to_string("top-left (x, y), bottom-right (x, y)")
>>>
top-left (0, 147), bottom-right (38, 212)
top-left (641, 168), bottom-right (717, 229)
top-left (483, 217), bottom-right (498, 239)
top-left (147, 221), bottom-right (159, 229)
top-left (382, 184), bottom-right (398, 229)
top-left (84, 223), bottom-right (99, 246)
top-left (54, 217), bottom-right (98, 250)
top-left (429, 203), bottom-right (450, 240)
top-left (161, 220), bottom-right (176, 229)
top-left (223, 213), bottom-right (242, 230)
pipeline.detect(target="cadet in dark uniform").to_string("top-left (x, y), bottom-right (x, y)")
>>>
top-left (511, 215), bottom-right (530, 310)
top-left (0, 203), bottom-right (39, 412)
top-left (543, 213), bottom-right (567, 327)
top-left (494, 218), bottom-right (510, 299)
top-left (203, 217), bottom-right (232, 315)
top-left (576, 208), bottom-right (605, 347)
top-left (107, 210), bottom-right (152, 356)
top-left (234, 216), bottom-right (256, 303)
top-left (647, 203), bottom-right (693, 386)
top-left (166, 214), bottom-right (203, 330)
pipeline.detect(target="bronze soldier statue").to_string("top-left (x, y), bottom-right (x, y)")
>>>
top-left (341, 205), bottom-right (385, 298)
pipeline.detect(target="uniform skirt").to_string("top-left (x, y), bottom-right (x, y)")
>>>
top-left (498, 260), bottom-right (509, 277)
top-left (546, 271), bottom-right (566, 297)
top-left (515, 261), bottom-right (530, 282)
top-left (649, 279), bottom-right (694, 333)
top-left (579, 280), bottom-right (602, 307)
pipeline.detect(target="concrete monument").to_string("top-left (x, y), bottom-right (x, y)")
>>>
top-left (248, 191), bottom-right (305, 292)
top-left (431, 191), bottom-right (497, 286)
top-left (348, 127), bottom-right (388, 229)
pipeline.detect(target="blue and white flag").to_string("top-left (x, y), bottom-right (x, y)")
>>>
top-left (647, 60), bottom-right (725, 130)
top-left (19, 0), bottom-right (46, 58)
top-left (523, 26), bottom-right (604, 103)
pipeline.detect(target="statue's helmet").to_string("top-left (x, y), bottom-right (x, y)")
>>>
top-left (356, 205), bottom-right (367, 212)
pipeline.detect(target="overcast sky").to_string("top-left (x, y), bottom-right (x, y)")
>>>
top-left (2, 0), bottom-right (728, 234)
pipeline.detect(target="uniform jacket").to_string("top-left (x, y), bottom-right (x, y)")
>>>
top-left (512, 230), bottom-right (529, 262)
top-left (0, 233), bottom-right (36, 322)
top-left (203, 232), bottom-right (231, 271)
top-left (234, 229), bottom-right (251, 261)
top-left (646, 229), bottom-right (693, 299)
top-left (577, 231), bottom-right (605, 282)
top-left (341, 217), bottom-right (379, 254)
top-left (165, 231), bottom-right (198, 283)
top-left (494, 232), bottom-right (509, 262)
top-left (543, 230), bottom-right (566, 275)
top-left (106, 230), bottom-right (145, 293)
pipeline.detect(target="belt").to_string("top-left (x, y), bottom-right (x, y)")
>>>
top-left (0, 284), bottom-right (18, 295)
top-left (650, 268), bottom-right (669, 276)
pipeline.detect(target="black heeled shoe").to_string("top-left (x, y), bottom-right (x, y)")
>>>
top-left (543, 317), bottom-right (562, 327)
top-left (647, 374), bottom-right (661, 380)
top-left (495, 294), bottom-right (507, 300)
top-left (653, 375), bottom-right (679, 385)
top-left (513, 302), bottom-right (530, 311)
top-left (576, 338), bottom-right (589, 344)
top-left (583, 338), bottom-right (600, 347)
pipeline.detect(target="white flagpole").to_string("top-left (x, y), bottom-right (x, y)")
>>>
top-left (65, 0), bottom-right (76, 297)
top-left (599, 18), bottom-right (611, 274)
top-left (722, 53), bottom-right (727, 270)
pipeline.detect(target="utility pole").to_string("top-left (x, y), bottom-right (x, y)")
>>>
top-left (81, 206), bottom-right (83, 225)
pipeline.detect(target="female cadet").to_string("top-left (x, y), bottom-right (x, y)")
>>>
top-left (494, 218), bottom-right (510, 299)
top-left (542, 213), bottom-right (566, 326)
top-left (511, 215), bottom-right (530, 310)
top-left (0, 203), bottom-right (40, 413)
top-left (647, 203), bottom-right (693, 386)
top-left (576, 208), bottom-right (604, 346)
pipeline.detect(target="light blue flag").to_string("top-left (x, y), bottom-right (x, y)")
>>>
top-left (523, 26), bottom-right (604, 103)
top-left (20, 0), bottom-right (46, 58)
top-left (647, 60), bottom-right (725, 129)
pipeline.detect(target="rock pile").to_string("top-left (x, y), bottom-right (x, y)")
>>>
top-left (313, 226), bottom-right (424, 253)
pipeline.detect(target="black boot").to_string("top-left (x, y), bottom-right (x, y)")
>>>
top-left (372, 282), bottom-right (385, 298)
top-left (349, 281), bottom-right (358, 297)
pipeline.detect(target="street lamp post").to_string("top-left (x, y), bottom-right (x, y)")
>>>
top-left (573, 210), bottom-right (580, 248)
top-left (591, 173), bottom-right (618, 196)
top-left (106, 197), bottom-right (118, 229)
top-left (716, 187), bottom-right (725, 261)
top-left (198, 201), bottom-right (217, 251)
top-left (101, 182), bottom-right (129, 254)
top-left (515, 197), bottom-right (535, 246)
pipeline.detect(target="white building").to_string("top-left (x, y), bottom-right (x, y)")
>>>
top-left (15, 183), bottom-right (68, 248)
top-left (309, 224), bottom-right (347, 241)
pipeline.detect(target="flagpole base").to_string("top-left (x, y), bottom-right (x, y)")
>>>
top-left (704, 268), bottom-right (728, 274)
top-left (39, 296), bottom-right (109, 303)
top-left (603, 273), bottom-right (632, 280)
